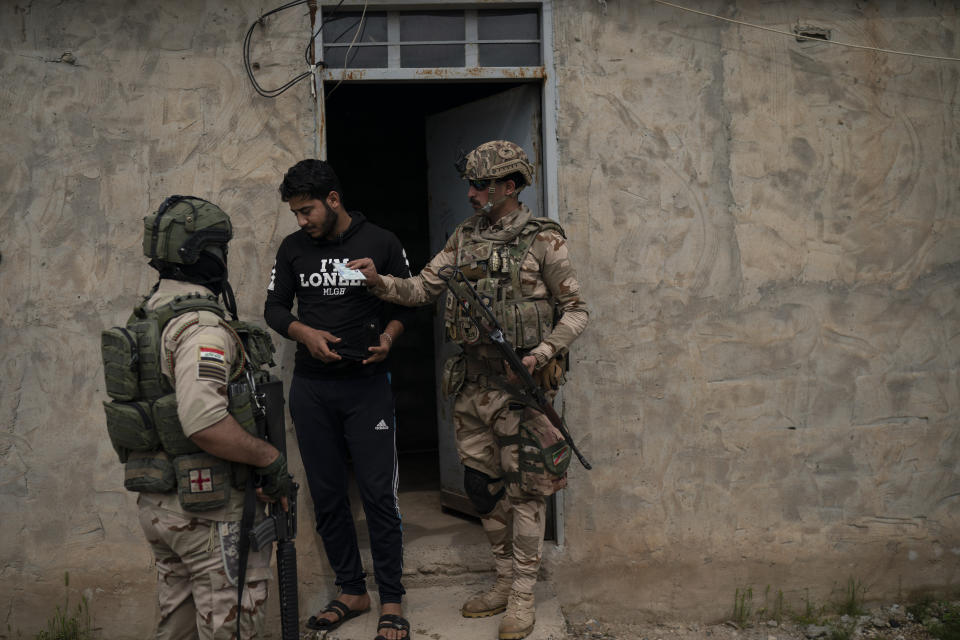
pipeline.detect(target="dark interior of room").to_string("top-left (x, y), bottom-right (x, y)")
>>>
top-left (324, 81), bottom-right (524, 493)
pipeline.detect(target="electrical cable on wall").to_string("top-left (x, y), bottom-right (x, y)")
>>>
top-left (302, 0), bottom-right (353, 64)
top-left (325, 1), bottom-right (368, 100)
top-left (243, 0), bottom-right (346, 98)
top-left (652, 0), bottom-right (960, 62)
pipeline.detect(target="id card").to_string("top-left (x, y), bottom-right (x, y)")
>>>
top-left (334, 262), bottom-right (366, 281)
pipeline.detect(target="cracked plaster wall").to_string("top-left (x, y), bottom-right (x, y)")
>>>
top-left (553, 0), bottom-right (960, 623)
top-left (0, 0), bottom-right (958, 635)
top-left (0, 1), bottom-right (318, 636)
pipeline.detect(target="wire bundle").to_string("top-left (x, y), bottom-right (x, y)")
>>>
top-left (242, 0), bottom-right (346, 98)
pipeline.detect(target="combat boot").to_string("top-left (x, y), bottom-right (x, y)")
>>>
top-left (498, 590), bottom-right (535, 639)
top-left (461, 576), bottom-right (512, 618)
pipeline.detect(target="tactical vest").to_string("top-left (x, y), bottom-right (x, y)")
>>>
top-left (444, 217), bottom-right (562, 349)
top-left (100, 291), bottom-right (277, 511)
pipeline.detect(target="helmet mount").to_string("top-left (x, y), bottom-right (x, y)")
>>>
top-left (143, 195), bottom-right (238, 320)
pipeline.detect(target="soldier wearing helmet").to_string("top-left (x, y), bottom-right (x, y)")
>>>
top-left (349, 140), bottom-right (589, 640)
top-left (101, 196), bottom-right (289, 638)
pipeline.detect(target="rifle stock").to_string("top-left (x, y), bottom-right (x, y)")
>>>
top-left (438, 266), bottom-right (591, 470)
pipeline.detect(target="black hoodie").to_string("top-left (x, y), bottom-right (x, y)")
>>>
top-left (264, 212), bottom-right (414, 379)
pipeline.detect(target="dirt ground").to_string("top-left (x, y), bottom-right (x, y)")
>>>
top-left (564, 602), bottom-right (957, 640)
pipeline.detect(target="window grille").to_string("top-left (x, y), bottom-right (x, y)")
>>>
top-left (319, 8), bottom-right (542, 75)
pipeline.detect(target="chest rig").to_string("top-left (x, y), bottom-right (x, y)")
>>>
top-left (444, 217), bottom-right (562, 350)
top-left (101, 291), bottom-right (277, 510)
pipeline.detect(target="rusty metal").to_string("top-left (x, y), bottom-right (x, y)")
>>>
top-left (307, 0), bottom-right (318, 64)
top-left (320, 66), bottom-right (544, 82)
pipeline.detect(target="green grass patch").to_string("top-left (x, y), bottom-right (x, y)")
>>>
top-left (791, 588), bottom-right (824, 626)
top-left (34, 572), bottom-right (96, 640)
top-left (831, 576), bottom-right (867, 617)
top-left (732, 586), bottom-right (754, 627)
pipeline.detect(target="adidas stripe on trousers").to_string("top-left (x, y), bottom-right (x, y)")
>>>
top-left (289, 373), bottom-right (405, 604)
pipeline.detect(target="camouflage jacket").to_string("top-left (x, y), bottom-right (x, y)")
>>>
top-left (371, 204), bottom-right (588, 367)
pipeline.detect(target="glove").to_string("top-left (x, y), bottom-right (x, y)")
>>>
top-left (536, 358), bottom-right (564, 391)
top-left (256, 452), bottom-right (291, 501)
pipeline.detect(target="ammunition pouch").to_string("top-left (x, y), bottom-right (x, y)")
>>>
top-left (228, 320), bottom-right (277, 371)
top-left (102, 400), bottom-right (158, 463)
top-left (517, 417), bottom-right (570, 496)
top-left (445, 293), bottom-right (553, 349)
top-left (500, 407), bottom-right (569, 497)
top-left (100, 327), bottom-right (140, 402)
top-left (124, 450), bottom-right (176, 493)
top-left (440, 354), bottom-right (466, 397)
top-left (174, 452), bottom-right (232, 512)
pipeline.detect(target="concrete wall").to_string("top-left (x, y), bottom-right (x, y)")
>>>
top-left (553, 0), bottom-right (960, 623)
top-left (0, 0), bottom-right (958, 636)
top-left (0, 1), bottom-right (319, 636)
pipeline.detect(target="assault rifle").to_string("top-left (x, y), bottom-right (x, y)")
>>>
top-left (437, 266), bottom-right (591, 470)
top-left (247, 377), bottom-right (299, 640)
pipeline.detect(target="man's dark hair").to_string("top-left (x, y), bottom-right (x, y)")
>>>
top-left (497, 171), bottom-right (527, 190)
top-left (279, 159), bottom-right (344, 203)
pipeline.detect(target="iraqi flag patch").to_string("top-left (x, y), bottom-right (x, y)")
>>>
top-left (197, 346), bottom-right (227, 383)
top-left (199, 346), bottom-right (225, 363)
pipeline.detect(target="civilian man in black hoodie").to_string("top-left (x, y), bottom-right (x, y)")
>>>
top-left (264, 159), bottom-right (413, 640)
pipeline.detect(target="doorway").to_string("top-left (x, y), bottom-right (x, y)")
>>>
top-left (324, 81), bottom-right (554, 539)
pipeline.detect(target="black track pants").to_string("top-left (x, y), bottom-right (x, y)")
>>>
top-left (289, 373), bottom-right (405, 604)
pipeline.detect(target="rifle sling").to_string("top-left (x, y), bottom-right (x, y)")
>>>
top-left (235, 473), bottom-right (256, 640)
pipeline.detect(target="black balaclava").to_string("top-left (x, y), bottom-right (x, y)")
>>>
top-left (152, 244), bottom-right (238, 320)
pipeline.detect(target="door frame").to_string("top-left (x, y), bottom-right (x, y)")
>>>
top-left (311, 0), bottom-right (559, 225)
top-left (311, 0), bottom-right (565, 547)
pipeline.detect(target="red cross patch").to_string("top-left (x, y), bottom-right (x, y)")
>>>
top-left (189, 468), bottom-right (214, 493)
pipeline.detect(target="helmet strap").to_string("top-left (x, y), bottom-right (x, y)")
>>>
top-left (221, 278), bottom-right (239, 321)
top-left (480, 183), bottom-right (509, 215)
top-left (205, 247), bottom-right (238, 321)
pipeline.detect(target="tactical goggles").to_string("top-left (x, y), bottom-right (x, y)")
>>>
top-left (468, 178), bottom-right (492, 190)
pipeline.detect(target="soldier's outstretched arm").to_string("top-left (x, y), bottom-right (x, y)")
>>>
top-left (350, 231), bottom-right (459, 307)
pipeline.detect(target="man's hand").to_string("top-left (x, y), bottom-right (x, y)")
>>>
top-left (290, 323), bottom-right (342, 362)
top-left (362, 332), bottom-right (392, 365)
top-left (256, 487), bottom-right (290, 512)
top-left (346, 258), bottom-right (382, 288)
top-left (256, 452), bottom-right (292, 510)
top-left (536, 357), bottom-right (564, 391)
top-left (505, 354), bottom-right (537, 386)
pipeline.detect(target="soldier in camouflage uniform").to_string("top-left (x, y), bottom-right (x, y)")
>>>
top-left (105, 196), bottom-right (290, 639)
top-left (349, 141), bottom-right (588, 640)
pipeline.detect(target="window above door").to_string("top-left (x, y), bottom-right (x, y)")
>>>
top-left (316, 4), bottom-right (544, 80)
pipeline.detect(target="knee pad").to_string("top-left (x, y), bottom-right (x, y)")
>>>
top-left (463, 467), bottom-right (505, 515)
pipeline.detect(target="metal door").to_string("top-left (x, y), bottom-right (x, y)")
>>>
top-left (424, 84), bottom-right (543, 516)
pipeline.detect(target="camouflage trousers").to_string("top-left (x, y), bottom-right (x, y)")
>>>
top-left (138, 503), bottom-right (273, 639)
top-left (454, 380), bottom-right (558, 594)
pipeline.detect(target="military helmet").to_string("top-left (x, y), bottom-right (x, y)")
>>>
top-left (142, 195), bottom-right (232, 265)
top-left (455, 140), bottom-right (534, 191)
